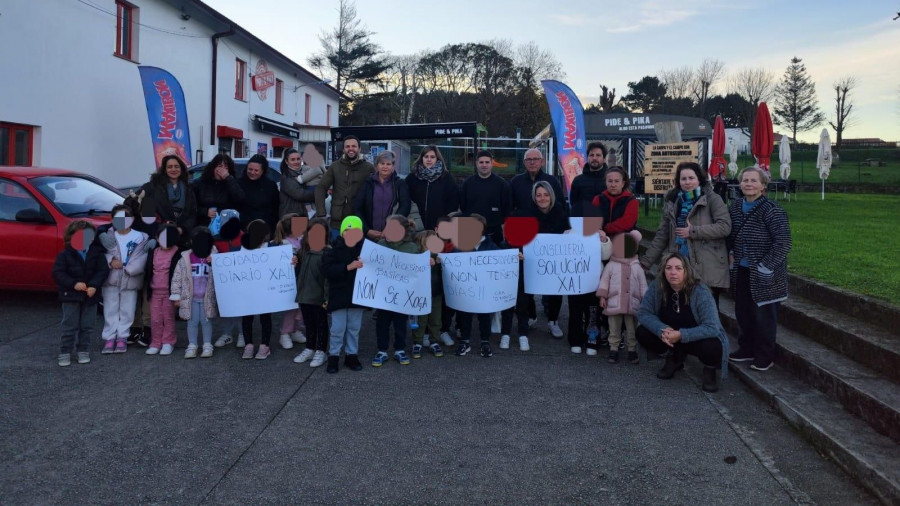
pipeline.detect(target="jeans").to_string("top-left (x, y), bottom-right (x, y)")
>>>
top-left (733, 266), bottom-right (779, 365)
top-left (376, 310), bottom-right (407, 352)
top-left (299, 304), bottom-right (328, 351)
top-left (329, 308), bottom-right (363, 356)
top-left (60, 301), bottom-right (97, 353)
top-left (567, 293), bottom-right (599, 350)
top-left (187, 299), bottom-right (213, 346)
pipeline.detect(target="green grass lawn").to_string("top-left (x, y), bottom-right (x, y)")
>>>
top-left (637, 192), bottom-right (900, 305)
top-left (731, 149), bottom-right (900, 185)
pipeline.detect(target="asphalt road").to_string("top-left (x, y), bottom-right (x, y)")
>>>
top-left (0, 290), bottom-right (878, 505)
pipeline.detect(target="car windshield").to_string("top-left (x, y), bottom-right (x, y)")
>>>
top-left (31, 176), bottom-right (123, 216)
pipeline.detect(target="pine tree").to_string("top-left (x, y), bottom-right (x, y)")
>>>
top-left (773, 57), bottom-right (825, 146)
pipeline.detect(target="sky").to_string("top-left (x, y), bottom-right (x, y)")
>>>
top-left (205, 0), bottom-right (900, 143)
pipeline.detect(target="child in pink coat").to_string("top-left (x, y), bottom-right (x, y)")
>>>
top-left (597, 230), bottom-right (648, 364)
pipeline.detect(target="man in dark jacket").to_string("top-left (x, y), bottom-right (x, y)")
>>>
top-left (315, 136), bottom-right (375, 233)
top-left (509, 148), bottom-right (564, 214)
top-left (459, 150), bottom-right (511, 244)
top-left (569, 142), bottom-right (608, 217)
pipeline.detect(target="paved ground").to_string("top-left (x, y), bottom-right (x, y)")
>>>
top-left (0, 290), bottom-right (879, 505)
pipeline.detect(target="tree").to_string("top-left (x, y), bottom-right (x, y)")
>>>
top-left (659, 65), bottom-right (694, 100)
top-left (622, 76), bottom-right (667, 113)
top-left (596, 84), bottom-right (626, 112)
top-left (692, 58), bottom-right (726, 118)
top-left (772, 57), bottom-right (825, 147)
top-left (705, 93), bottom-right (753, 128)
top-left (728, 67), bottom-right (775, 133)
top-left (828, 76), bottom-right (856, 153)
top-left (307, 0), bottom-right (389, 104)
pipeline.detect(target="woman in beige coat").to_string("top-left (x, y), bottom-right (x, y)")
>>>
top-left (640, 162), bottom-right (731, 304)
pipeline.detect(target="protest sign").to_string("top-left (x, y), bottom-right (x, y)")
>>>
top-left (523, 233), bottom-right (602, 295)
top-left (643, 141), bottom-right (698, 194)
top-left (439, 249), bottom-right (520, 312)
top-left (352, 240), bottom-right (432, 315)
top-left (212, 245), bottom-right (297, 317)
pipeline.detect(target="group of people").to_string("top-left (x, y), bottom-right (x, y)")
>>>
top-left (52, 136), bottom-right (792, 393)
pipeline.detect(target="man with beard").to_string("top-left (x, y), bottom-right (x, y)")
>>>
top-left (315, 135), bottom-right (374, 234)
top-left (569, 142), bottom-right (608, 217)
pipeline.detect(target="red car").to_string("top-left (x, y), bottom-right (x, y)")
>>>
top-left (0, 167), bottom-right (125, 291)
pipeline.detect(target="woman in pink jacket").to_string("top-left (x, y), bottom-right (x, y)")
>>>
top-left (596, 230), bottom-right (648, 364)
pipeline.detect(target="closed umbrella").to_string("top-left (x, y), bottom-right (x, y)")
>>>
top-left (817, 128), bottom-right (832, 200)
top-left (709, 116), bottom-right (727, 181)
top-left (779, 134), bottom-right (791, 180)
top-left (751, 102), bottom-right (774, 173)
top-left (728, 141), bottom-right (739, 177)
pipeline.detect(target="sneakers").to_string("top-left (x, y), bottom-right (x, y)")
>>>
top-left (344, 354), bottom-right (362, 371)
top-left (310, 350), bottom-right (327, 367)
top-left (77, 352), bottom-right (91, 364)
top-left (548, 321), bottom-right (564, 339)
top-left (58, 353), bottom-right (71, 367)
top-left (102, 340), bottom-right (115, 354)
top-left (114, 338), bottom-right (127, 353)
top-left (291, 330), bottom-right (307, 344)
top-left (628, 351), bottom-right (639, 364)
top-left (518, 336), bottom-right (530, 351)
top-left (201, 344), bottom-right (214, 358)
top-left (394, 350), bottom-right (411, 365)
top-left (327, 355), bottom-right (340, 373)
top-left (499, 335), bottom-right (510, 349)
top-left (607, 351), bottom-right (619, 363)
top-left (455, 342), bottom-right (472, 356)
top-left (411, 344), bottom-right (423, 359)
top-left (279, 334), bottom-right (294, 349)
top-left (160, 344), bottom-right (174, 356)
top-left (570, 346), bottom-right (582, 354)
top-left (750, 361), bottom-right (773, 371)
top-left (439, 332), bottom-right (455, 347)
top-left (242, 344), bottom-right (255, 360)
top-left (372, 351), bottom-right (389, 367)
top-left (255, 344), bottom-right (271, 360)
top-left (214, 334), bottom-right (234, 348)
top-left (527, 318), bottom-right (538, 328)
top-left (137, 327), bottom-right (151, 347)
top-left (236, 334), bottom-right (246, 348)
top-left (146, 347), bottom-right (160, 355)
top-left (429, 343), bottom-right (444, 357)
top-left (585, 348), bottom-right (598, 356)
top-left (480, 342), bottom-right (493, 358)
top-left (184, 344), bottom-right (198, 359)
top-left (126, 328), bottom-right (141, 345)
top-left (293, 348), bottom-right (315, 364)
top-left (729, 349), bottom-right (754, 362)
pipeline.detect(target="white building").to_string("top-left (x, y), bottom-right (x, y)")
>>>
top-left (724, 128), bottom-right (750, 156)
top-left (0, 0), bottom-right (341, 187)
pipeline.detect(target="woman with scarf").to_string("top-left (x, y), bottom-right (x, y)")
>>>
top-left (641, 162), bottom-right (731, 305)
top-left (139, 155), bottom-right (197, 236)
top-left (405, 145), bottom-right (459, 231)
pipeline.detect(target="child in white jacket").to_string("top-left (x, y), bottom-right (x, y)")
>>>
top-left (597, 230), bottom-right (648, 364)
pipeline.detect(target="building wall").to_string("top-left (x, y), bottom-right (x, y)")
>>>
top-left (0, 0), bottom-right (338, 188)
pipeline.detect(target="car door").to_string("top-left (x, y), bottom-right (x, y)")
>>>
top-left (0, 178), bottom-right (61, 289)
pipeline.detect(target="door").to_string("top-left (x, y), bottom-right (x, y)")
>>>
top-left (0, 178), bottom-right (60, 289)
top-left (0, 123), bottom-right (34, 166)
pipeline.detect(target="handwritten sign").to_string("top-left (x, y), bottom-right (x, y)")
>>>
top-left (352, 240), bottom-right (432, 315)
top-left (212, 245), bottom-right (297, 317)
top-left (439, 249), bottom-right (520, 313)
top-left (524, 233), bottom-right (602, 295)
top-left (643, 141), bottom-right (698, 194)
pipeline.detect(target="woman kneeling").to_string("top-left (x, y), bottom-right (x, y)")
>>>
top-left (636, 252), bottom-right (729, 392)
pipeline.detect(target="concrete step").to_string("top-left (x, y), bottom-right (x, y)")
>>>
top-left (779, 296), bottom-right (900, 384)
top-left (720, 297), bottom-right (900, 444)
top-left (726, 357), bottom-right (900, 506)
top-left (788, 275), bottom-right (900, 336)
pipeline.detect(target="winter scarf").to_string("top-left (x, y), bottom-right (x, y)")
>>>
top-left (167, 181), bottom-right (187, 217)
top-left (415, 160), bottom-right (444, 183)
top-left (675, 187), bottom-right (701, 257)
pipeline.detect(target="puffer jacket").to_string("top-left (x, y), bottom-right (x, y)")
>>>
top-left (296, 249), bottom-right (327, 305)
top-left (641, 184), bottom-right (732, 289)
top-left (727, 196), bottom-right (792, 305)
top-left (322, 235), bottom-right (364, 312)
top-left (314, 155), bottom-right (374, 230)
top-left (280, 164), bottom-right (323, 217)
top-left (101, 228), bottom-right (150, 291)
top-left (52, 243), bottom-right (110, 303)
top-left (169, 249), bottom-right (219, 320)
top-left (596, 257), bottom-right (648, 316)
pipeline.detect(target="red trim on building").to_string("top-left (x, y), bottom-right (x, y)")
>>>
top-left (0, 122), bottom-right (34, 166)
top-left (271, 138), bottom-right (293, 148)
top-left (216, 125), bottom-right (243, 139)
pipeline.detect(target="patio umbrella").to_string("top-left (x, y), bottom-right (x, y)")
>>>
top-left (817, 128), bottom-right (832, 200)
top-left (728, 141), bottom-right (739, 177)
top-left (709, 116), bottom-right (727, 181)
top-left (751, 102), bottom-right (774, 173)
top-left (779, 134), bottom-right (791, 180)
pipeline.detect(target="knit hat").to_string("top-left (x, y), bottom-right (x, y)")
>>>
top-left (340, 215), bottom-right (363, 236)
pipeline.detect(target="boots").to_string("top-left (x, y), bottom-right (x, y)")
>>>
top-left (344, 354), bottom-right (362, 372)
top-left (656, 352), bottom-right (685, 379)
top-left (702, 366), bottom-right (719, 393)
top-left (326, 355), bottom-right (339, 374)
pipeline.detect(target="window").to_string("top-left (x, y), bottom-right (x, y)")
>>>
top-left (235, 59), bottom-right (246, 101)
top-left (0, 179), bottom-right (40, 221)
top-left (326, 104), bottom-right (332, 127)
top-left (234, 138), bottom-right (249, 158)
top-left (114, 0), bottom-right (138, 61)
top-left (275, 79), bottom-right (284, 114)
top-left (0, 122), bottom-right (34, 166)
top-left (304, 94), bottom-right (311, 124)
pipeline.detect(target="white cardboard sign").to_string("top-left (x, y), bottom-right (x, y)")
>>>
top-left (523, 233), bottom-right (602, 295)
top-left (212, 245), bottom-right (298, 317)
top-left (439, 249), bottom-right (520, 312)
top-left (352, 239), bottom-right (432, 315)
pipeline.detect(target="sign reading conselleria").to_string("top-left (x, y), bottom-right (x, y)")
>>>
top-left (643, 141), bottom-right (699, 194)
